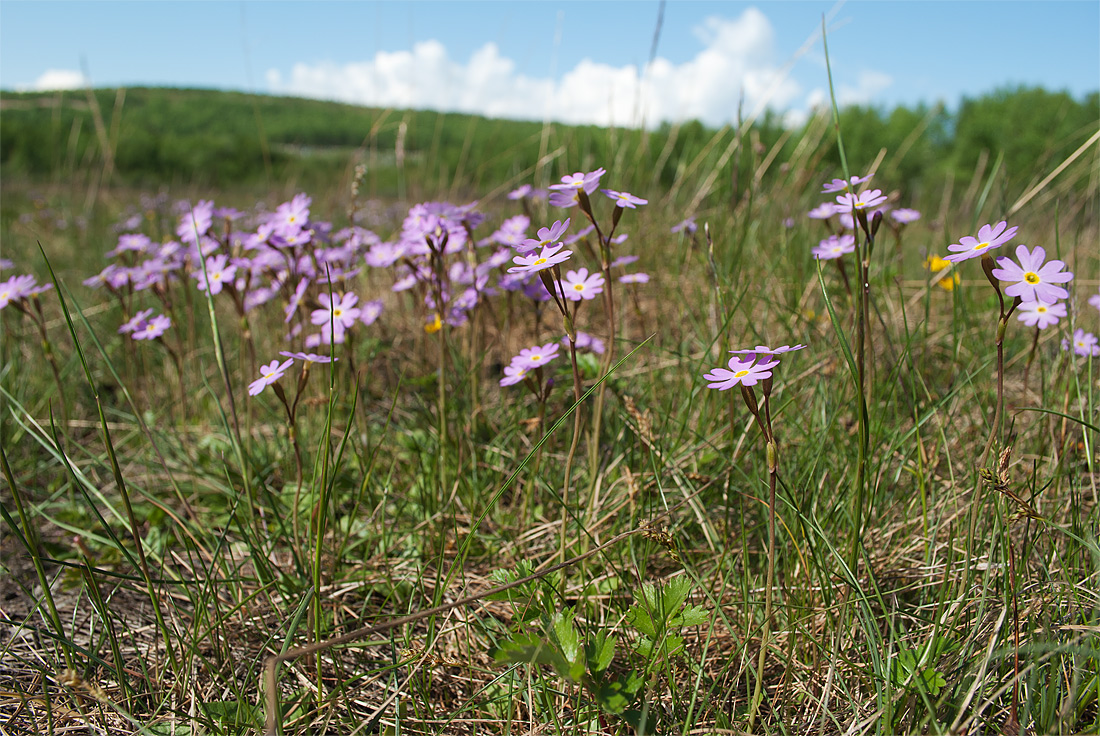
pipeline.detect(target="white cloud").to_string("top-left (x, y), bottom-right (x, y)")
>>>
top-left (18, 69), bottom-right (88, 91)
top-left (266, 8), bottom-right (812, 128)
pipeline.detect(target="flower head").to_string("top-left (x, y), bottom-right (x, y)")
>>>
top-left (601, 189), bottom-right (647, 209)
top-left (514, 343), bottom-right (560, 369)
top-left (821, 174), bottom-right (874, 193)
top-left (891, 208), bottom-right (921, 224)
top-left (729, 344), bottom-right (806, 362)
top-left (249, 358), bottom-right (295, 396)
top-left (499, 363), bottom-right (529, 387)
top-left (990, 245), bottom-right (1072, 304)
top-left (279, 350), bottom-right (335, 364)
top-left (1016, 300), bottom-right (1066, 329)
top-left (812, 234), bottom-right (856, 260)
top-left (704, 355), bottom-right (780, 390)
top-left (508, 244), bottom-right (572, 275)
top-left (671, 217), bottom-right (697, 234)
top-left (1064, 328), bottom-right (1100, 357)
top-left (834, 189), bottom-right (888, 213)
top-left (559, 267), bottom-right (605, 301)
top-left (807, 203), bottom-right (838, 220)
top-left (131, 314), bottom-right (171, 341)
top-left (1089, 287), bottom-right (1100, 314)
top-left (944, 221), bottom-right (1018, 263)
top-left (518, 218), bottom-right (570, 255)
top-left (193, 254), bottom-right (237, 295)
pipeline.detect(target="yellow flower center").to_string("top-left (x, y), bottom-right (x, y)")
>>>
top-left (973, 241), bottom-right (990, 251)
top-left (333, 308), bottom-right (343, 317)
top-left (534, 258), bottom-right (547, 266)
top-left (531, 354), bottom-right (542, 361)
top-left (1036, 305), bottom-right (1047, 313)
top-left (573, 284), bottom-right (584, 291)
top-left (734, 370), bottom-right (749, 378)
top-left (1024, 272), bottom-right (1040, 284)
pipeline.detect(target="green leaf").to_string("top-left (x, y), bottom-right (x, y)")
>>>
top-left (586, 632), bottom-right (616, 673)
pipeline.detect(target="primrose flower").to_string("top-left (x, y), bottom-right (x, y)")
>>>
top-left (518, 218), bottom-right (570, 255)
top-left (619, 273), bottom-right (650, 284)
top-left (813, 234), bottom-right (856, 260)
top-left (1064, 329), bottom-right (1100, 357)
top-left (0, 274), bottom-right (51, 309)
top-left (119, 308), bottom-right (155, 334)
top-left (514, 343), bottom-right (560, 369)
top-left (807, 203), bottom-right (838, 220)
top-left (991, 245), bottom-right (1073, 304)
top-left (249, 358), bottom-right (295, 396)
top-left (834, 189), bottom-right (888, 213)
top-left (891, 208), bottom-right (921, 224)
top-left (312, 292), bottom-right (361, 329)
top-left (508, 244), bottom-right (572, 275)
top-left (1016, 300), bottom-right (1066, 329)
top-left (193, 254), bottom-right (237, 295)
top-left (507, 184), bottom-right (533, 200)
top-left (671, 217), bottom-right (697, 234)
top-left (131, 314), bottom-right (171, 341)
top-left (602, 189), bottom-right (648, 208)
top-left (548, 168), bottom-right (606, 207)
top-left (944, 221), bottom-right (1018, 263)
top-left (559, 268), bottom-right (605, 301)
top-left (821, 174), bottom-right (874, 193)
top-left (279, 351), bottom-right (335, 364)
top-left (924, 255), bottom-right (959, 291)
top-left (730, 344), bottom-right (806, 362)
top-left (704, 355), bottom-right (779, 390)
top-left (499, 363), bottom-right (529, 387)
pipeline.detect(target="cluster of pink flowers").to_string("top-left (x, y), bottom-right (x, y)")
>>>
top-left (500, 343), bottom-right (560, 387)
top-left (808, 172), bottom-right (920, 261)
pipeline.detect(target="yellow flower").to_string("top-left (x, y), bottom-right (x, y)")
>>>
top-left (424, 313), bottom-right (442, 333)
top-left (925, 254), bottom-right (959, 291)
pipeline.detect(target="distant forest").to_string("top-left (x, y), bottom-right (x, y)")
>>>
top-left (1, 86), bottom-right (1096, 205)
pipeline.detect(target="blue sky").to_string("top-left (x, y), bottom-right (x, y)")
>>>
top-left (2, 1), bottom-right (1097, 127)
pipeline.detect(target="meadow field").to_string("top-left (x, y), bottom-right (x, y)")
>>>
top-left (1, 82), bottom-right (1098, 736)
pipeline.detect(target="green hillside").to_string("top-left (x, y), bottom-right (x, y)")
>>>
top-left (1, 85), bottom-right (1096, 205)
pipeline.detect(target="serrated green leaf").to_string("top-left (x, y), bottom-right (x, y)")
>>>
top-left (551, 609), bottom-right (581, 665)
top-left (677, 604), bottom-right (709, 627)
top-left (490, 632), bottom-right (573, 679)
top-left (586, 632), bottom-right (616, 673)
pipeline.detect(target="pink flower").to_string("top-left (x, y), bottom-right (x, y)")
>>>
top-left (821, 174), bottom-right (873, 193)
top-left (807, 203), bottom-right (838, 220)
top-left (812, 234), bottom-right (856, 260)
top-left (601, 189), bottom-right (648, 208)
top-left (518, 218), bottom-right (570, 255)
top-left (193, 254), bottom-right (237, 295)
top-left (514, 343), bottom-right (560, 369)
top-left (131, 314), bottom-right (171, 341)
top-left (1015, 300), bottom-right (1066, 329)
top-left (991, 245), bottom-right (1073, 304)
top-left (249, 358), bottom-right (295, 396)
top-left (944, 221), bottom-right (1018, 263)
top-left (559, 267), bottom-right (605, 301)
top-left (835, 189), bottom-right (888, 213)
top-left (508, 244), bottom-right (572, 275)
top-left (703, 355), bottom-right (779, 390)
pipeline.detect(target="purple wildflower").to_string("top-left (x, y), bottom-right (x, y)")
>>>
top-left (507, 184), bottom-right (533, 200)
top-left (249, 358), bottom-right (295, 396)
top-left (563, 331), bottom-right (605, 354)
top-left (812, 234), bottom-right (856, 260)
top-left (619, 273), bottom-right (650, 284)
top-left (559, 268), bottom-right (605, 301)
top-left (499, 362), bottom-right (530, 387)
top-left (279, 351), bottom-right (335, 364)
top-left (821, 174), bottom-right (873, 193)
top-left (193, 254), bottom-right (237, 295)
top-left (131, 314), bottom-right (171, 341)
top-left (514, 343), bottom-right (560, 369)
top-left (602, 189), bottom-right (648, 208)
top-left (890, 208), bottom-right (921, 224)
top-left (671, 217), bottom-right (698, 235)
top-left (1064, 328), bottom-right (1100, 357)
top-left (508, 244), bottom-right (572, 275)
top-left (518, 218), bottom-right (570, 255)
top-left (1016, 300), bottom-right (1066, 329)
top-left (730, 344), bottom-right (807, 362)
top-left (944, 221), bottom-right (1018, 263)
top-left (835, 189), bottom-right (888, 213)
top-left (1089, 287), bottom-right (1100, 313)
top-left (991, 245), bottom-right (1073, 304)
top-left (611, 255), bottom-right (639, 268)
top-left (119, 308), bottom-right (155, 334)
top-left (703, 355), bottom-right (779, 390)
top-left (807, 203), bottom-right (838, 220)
